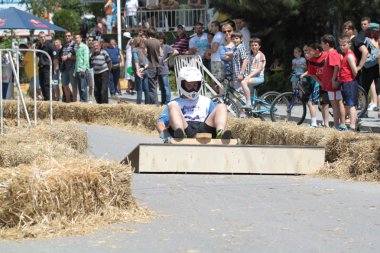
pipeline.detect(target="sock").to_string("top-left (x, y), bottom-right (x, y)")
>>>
top-left (311, 117), bottom-right (317, 126)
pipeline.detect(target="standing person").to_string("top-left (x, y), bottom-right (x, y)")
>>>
top-left (342, 21), bottom-right (368, 86)
top-left (36, 31), bottom-right (58, 101)
top-left (362, 23), bottom-right (380, 113)
top-left (188, 22), bottom-right (208, 64)
top-left (359, 17), bottom-right (378, 111)
top-left (209, 20), bottom-right (225, 93)
top-left (53, 39), bottom-right (62, 101)
top-left (234, 16), bottom-right (251, 53)
top-left (157, 32), bottom-right (178, 105)
top-left (321, 34), bottom-right (346, 130)
top-left (87, 36), bottom-right (95, 102)
top-left (291, 47), bottom-right (307, 89)
top-left (359, 17), bottom-right (371, 40)
top-left (124, 0), bottom-right (139, 31)
top-left (90, 41), bottom-right (112, 104)
top-left (74, 34), bottom-right (90, 102)
top-left (155, 66), bottom-right (232, 142)
top-left (300, 44), bottom-right (320, 128)
top-left (144, 28), bottom-right (162, 104)
top-left (132, 36), bottom-right (150, 104)
top-left (241, 37), bottom-right (265, 108)
top-left (1, 53), bottom-right (12, 99)
top-left (338, 36), bottom-right (359, 130)
top-left (219, 22), bottom-right (235, 80)
top-left (104, 38), bottom-right (125, 96)
top-left (60, 31), bottom-right (77, 103)
top-left (173, 24), bottom-right (190, 55)
top-left (123, 32), bottom-right (135, 95)
top-left (104, 0), bottom-right (115, 34)
top-left (306, 42), bottom-right (330, 127)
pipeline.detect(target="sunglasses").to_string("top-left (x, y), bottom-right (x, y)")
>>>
top-left (223, 30), bottom-right (232, 34)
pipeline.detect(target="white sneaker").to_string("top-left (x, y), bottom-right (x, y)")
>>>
top-left (368, 103), bottom-right (376, 111)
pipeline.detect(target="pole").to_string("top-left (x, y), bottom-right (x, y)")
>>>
top-left (117, 0), bottom-right (122, 50)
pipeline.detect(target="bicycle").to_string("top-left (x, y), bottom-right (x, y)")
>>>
top-left (211, 74), bottom-right (280, 119)
top-left (270, 74), bottom-right (309, 125)
top-left (270, 74), bottom-right (368, 125)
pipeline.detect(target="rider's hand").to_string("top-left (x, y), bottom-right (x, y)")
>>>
top-left (159, 130), bottom-right (171, 143)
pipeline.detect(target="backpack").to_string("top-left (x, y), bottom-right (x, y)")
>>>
top-left (364, 37), bottom-right (379, 69)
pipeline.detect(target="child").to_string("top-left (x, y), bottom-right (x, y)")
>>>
top-left (230, 31), bottom-right (249, 104)
top-left (300, 44), bottom-right (319, 128)
top-left (241, 37), bottom-right (266, 108)
top-left (304, 42), bottom-right (330, 127)
top-left (291, 47), bottom-right (307, 89)
top-left (321, 34), bottom-right (346, 130)
top-left (338, 36), bottom-right (358, 130)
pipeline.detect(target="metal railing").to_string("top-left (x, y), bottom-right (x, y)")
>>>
top-left (135, 8), bottom-right (208, 31)
top-left (0, 48), bottom-right (54, 134)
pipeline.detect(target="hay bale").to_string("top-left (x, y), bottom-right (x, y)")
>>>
top-left (0, 158), bottom-right (145, 239)
top-left (0, 124), bottom-right (87, 167)
top-left (0, 124), bottom-right (149, 239)
top-left (3, 101), bottom-right (163, 130)
top-left (3, 100), bottom-right (380, 181)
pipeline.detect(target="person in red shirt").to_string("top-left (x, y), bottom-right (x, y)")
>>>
top-left (305, 42), bottom-right (330, 127)
top-left (321, 34), bottom-right (346, 130)
top-left (338, 36), bottom-right (359, 130)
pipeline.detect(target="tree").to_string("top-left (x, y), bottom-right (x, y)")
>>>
top-left (52, 9), bottom-right (81, 38)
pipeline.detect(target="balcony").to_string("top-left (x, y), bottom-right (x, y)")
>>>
top-left (135, 7), bottom-right (209, 32)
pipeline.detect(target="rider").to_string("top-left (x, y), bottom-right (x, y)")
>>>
top-left (156, 66), bottom-right (232, 142)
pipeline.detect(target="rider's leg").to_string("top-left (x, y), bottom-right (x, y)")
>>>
top-left (169, 102), bottom-right (188, 130)
top-left (205, 104), bottom-right (228, 131)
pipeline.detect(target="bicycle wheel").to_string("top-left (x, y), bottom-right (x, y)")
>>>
top-left (211, 95), bottom-right (240, 117)
top-left (357, 85), bottom-right (368, 118)
top-left (260, 91), bottom-right (281, 104)
top-left (270, 92), bottom-right (307, 125)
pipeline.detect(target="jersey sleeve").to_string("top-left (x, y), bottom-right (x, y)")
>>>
top-left (208, 99), bottom-right (215, 114)
top-left (156, 105), bottom-right (170, 127)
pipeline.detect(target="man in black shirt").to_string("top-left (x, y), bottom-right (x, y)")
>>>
top-left (36, 31), bottom-right (58, 101)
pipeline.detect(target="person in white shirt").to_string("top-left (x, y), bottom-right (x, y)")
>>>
top-left (235, 16), bottom-right (251, 53)
top-left (209, 20), bottom-right (225, 93)
top-left (155, 66), bottom-right (232, 142)
top-left (188, 22), bottom-right (208, 62)
top-left (124, 0), bottom-right (139, 31)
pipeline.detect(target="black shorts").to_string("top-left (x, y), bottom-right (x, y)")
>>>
top-left (319, 88), bottom-right (330, 105)
top-left (169, 121), bottom-right (217, 138)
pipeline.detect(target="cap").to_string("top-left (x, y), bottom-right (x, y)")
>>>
top-left (177, 24), bottom-right (185, 29)
top-left (123, 32), bottom-right (132, 38)
top-left (367, 23), bottom-right (379, 31)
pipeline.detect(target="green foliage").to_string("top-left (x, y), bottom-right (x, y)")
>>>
top-left (53, 9), bottom-right (81, 39)
top-left (0, 36), bottom-right (12, 49)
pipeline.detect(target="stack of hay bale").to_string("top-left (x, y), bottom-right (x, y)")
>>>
top-left (0, 124), bottom-right (148, 239)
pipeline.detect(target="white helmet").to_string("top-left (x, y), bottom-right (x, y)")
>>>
top-left (178, 67), bottom-right (203, 100)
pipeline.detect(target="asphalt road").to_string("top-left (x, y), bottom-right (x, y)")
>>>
top-left (1, 125), bottom-right (379, 253)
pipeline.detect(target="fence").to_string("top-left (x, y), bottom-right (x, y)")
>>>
top-left (0, 48), bottom-right (54, 134)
